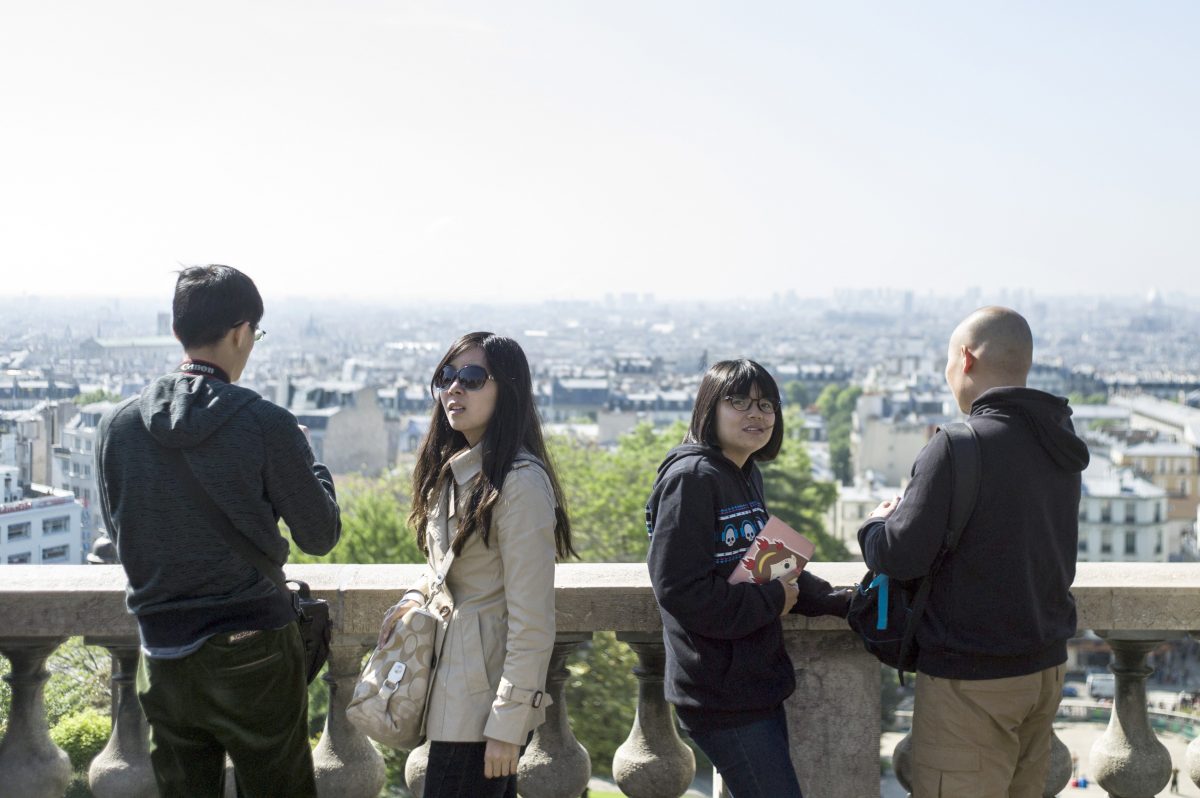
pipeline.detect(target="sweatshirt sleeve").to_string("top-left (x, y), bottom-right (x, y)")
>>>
top-left (259, 404), bottom-right (342, 556)
top-left (790, 571), bottom-right (851, 618)
top-left (858, 433), bottom-right (953, 580)
top-left (483, 465), bottom-right (558, 745)
top-left (647, 470), bottom-right (785, 640)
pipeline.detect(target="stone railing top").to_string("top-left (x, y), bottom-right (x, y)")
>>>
top-left (1, 562), bottom-right (1197, 641)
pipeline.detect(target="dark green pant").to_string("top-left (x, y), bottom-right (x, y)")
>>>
top-left (136, 622), bottom-right (316, 798)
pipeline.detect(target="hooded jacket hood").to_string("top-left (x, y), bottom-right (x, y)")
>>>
top-left (972, 387), bottom-right (1089, 473)
top-left (139, 373), bottom-right (259, 450)
top-left (654, 442), bottom-right (750, 481)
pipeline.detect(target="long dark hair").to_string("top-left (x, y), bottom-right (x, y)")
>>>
top-left (685, 359), bottom-right (784, 462)
top-left (409, 332), bottom-right (574, 558)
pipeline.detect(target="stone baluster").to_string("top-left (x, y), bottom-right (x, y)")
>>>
top-left (313, 641), bottom-right (386, 798)
top-left (83, 637), bottom-right (156, 798)
top-left (1187, 628), bottom-right (1200, 792)
top-left (1090, 631), bottom-right (1177, 798)
top-left (1044, 730), bottom-right (1072, 797)
top-left (517, 633), bottom-right (592, 798)
top-left (406, 634), bottom-right (594, 798)
top-left (612, 632), bottom-right (695, 798)
top-left (782, 630), bottom-right (880, 798)
top-left (403, 740), bottom-right (431, 798)
top-left (891, 695), bottom-right (1071, 797)
top-left (893, 730), bottom-right (913, 795)
top-left (0, 637), bottom-right (73, 798)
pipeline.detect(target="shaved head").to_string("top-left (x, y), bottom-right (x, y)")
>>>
top-left (945, 306), bottom-right (1032, 411)
top-left (952, 306), bottom-right (1033, 380)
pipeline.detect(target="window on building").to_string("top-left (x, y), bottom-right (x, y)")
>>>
top-left (1078, 506), bottom-right (1088, 522)
top-left (41, 544), bottom-right (70, 562)
top-left (7, 522), bottom-right (32, 541)
top-left (1078, 539), bottom-right (1088, 553)
top-left (1124, 531), bottom-right (1137, 556)
top-left (1182, 479), bottom-right (1189, 497)
top-left (1101, 501), bottom-right (1112, 523)
top-left (1156, 530), bottom-right (1164, 555)
top-left (43, 516), bottom-right (70, 535)
top-left (83, 464), bottom-right (91, 478)
top-left (1155, 504), bottom-right (1162, 523)
top-left (1101, 531), bottom-right (1113, 555)
top-left (1124, 504), bottom-right (1136, 523)
top-left (7, 552), bottom-right (31, 564)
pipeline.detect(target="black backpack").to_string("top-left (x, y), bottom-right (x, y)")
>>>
top-left (846, 422), bottom-right (980, 682)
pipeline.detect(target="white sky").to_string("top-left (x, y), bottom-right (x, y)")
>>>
top-left (1, 1), bottom-right (1197, 302)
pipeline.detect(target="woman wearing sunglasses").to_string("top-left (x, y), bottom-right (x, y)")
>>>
top-left (379, 332), bottom-right (573, 798)
top-left (645, 359), bottom-right (850, 798)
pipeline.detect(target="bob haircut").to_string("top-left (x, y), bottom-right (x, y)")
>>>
top-left (409, 332), bottom-right (574, 559)
top-left (684, 359), bottom-right (784, 462)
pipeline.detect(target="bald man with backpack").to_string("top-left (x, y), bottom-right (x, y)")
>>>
top-left (859, 307), bottom-right (1089, 797)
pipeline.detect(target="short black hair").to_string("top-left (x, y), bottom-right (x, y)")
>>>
top-left (685, 359), bottom-right (784, 462)
top-left (172, 265), bottom-right (263, 349)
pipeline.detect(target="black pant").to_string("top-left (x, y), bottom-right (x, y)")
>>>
top-left (424, 737), bottom-right (531, 798)
top-left (136, 623), bottom-right (316, 798)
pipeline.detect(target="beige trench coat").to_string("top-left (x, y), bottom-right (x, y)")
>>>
top-left (403, 444), bottom-right (557, 745)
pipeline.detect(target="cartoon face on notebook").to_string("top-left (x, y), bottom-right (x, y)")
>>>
top-left (740, 539), bottom-right (803, 584)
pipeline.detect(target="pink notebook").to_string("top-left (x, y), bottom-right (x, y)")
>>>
top-left (727, 516), bottom-right (816, 585)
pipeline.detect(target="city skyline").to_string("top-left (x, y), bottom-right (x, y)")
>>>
top-left (2, 2), bottom-right (1197, 301)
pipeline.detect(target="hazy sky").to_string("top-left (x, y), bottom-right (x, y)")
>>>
top-left (2, 1), bottom-right (1197, 302)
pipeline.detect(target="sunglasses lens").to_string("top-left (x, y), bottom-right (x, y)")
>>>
top-left (433, 365), bottom-right (489, 391)
top-left (457, 365), bottom-right (488, 391)
top-left (433, 365), bottom-right (457, 390)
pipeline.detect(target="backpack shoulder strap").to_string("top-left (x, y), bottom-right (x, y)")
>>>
top-left (940, 421), bottom-right (981, 552)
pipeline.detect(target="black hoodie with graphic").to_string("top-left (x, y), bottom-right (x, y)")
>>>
top-left (646, 444), bottom-right (849, 731)
top-left (859, 387), bottom-right (1090, 680)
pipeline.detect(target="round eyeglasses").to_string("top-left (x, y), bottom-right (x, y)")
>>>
top-left (723, 395), bottom-right (778, 414)
top-left (433, 364), bottom-right (494, 393)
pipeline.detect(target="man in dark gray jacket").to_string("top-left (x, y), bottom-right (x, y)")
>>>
top-left (97, 265), bottom-right (341, 798)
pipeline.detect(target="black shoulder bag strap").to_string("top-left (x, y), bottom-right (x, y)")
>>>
top-left (895, 421), bottom-right (981, 675)
top-left (164, 446), bottom-right (300, 616)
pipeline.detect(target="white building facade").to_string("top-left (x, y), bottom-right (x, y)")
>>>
top-left (0, 480), bottom-right (85, 565)
top-left (1078, 463), bottom-right (1173, 562)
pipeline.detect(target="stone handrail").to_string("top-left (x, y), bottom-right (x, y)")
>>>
top-left (2, 562), bottom-right (1199, 797)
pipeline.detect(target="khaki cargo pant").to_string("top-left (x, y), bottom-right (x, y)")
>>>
top-left (912, 664), bottom-right (1065, 798)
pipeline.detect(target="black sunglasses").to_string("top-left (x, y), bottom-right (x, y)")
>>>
top-left (433, 364), bottom-right (494, 393)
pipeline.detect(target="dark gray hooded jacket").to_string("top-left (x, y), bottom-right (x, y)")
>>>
top-left (97, 370), bottom-right (341, 650)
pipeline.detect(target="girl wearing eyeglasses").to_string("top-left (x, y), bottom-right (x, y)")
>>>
top-left (645, 359), bottom-right (850, 798)
top-left (379, 332), bottom-right (573, 798)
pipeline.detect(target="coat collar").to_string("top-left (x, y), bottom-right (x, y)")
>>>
top-left (449, 443), bottom-right (483, 485)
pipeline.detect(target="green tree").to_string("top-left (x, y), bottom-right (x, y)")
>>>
top-left (549, 422), bottom-right (685, 564)
top-left (816, 383), bottom-right (862, 486)
top-left (761, 409), bottom-right (847, 561)
top-left (289, 471), bottom-right (424, 566)
top-left (784, 381), bottom-right (810, 409)
top-left (51, 708), bottom-right (112, 771)
top-left (1068, 392), bottom-right (1108, 406)
top-left (73, 389), bottom-right (122, 405)
top-left (565, 632), bottom-right (640, 778)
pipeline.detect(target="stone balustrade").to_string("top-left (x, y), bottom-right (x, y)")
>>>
top-left (1, 562), bottom-right (1199, 798)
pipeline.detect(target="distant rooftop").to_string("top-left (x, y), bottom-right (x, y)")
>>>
top-left (1112, 395), bottom-right (1200, 446)
top-left (86, 336), bottom-right (179, 349)
top-left (1082, 462), bottom-right (1165, 499)
top-left (1116, 441), bottom-right (1197, 457)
